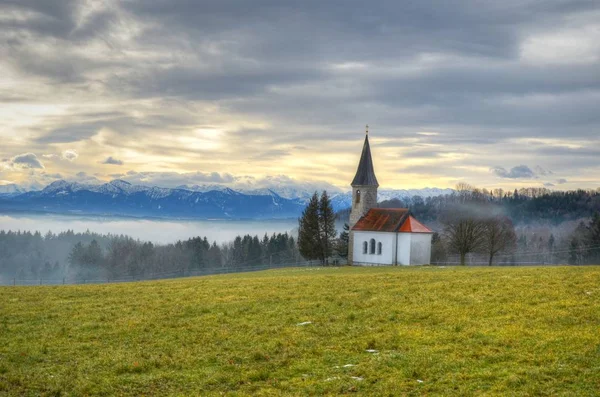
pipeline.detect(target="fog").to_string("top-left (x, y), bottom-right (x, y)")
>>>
top-left (0, 214), bottom-right (299, 244)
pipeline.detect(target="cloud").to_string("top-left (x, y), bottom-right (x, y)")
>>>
top-left (533, 165), bottom-right (552, 176)
top-left (0, 1), bottom-right (599, 189)
top-left (544, 182), bottom-right (555, 187)
top-left (556, 178), bottom-right (568, 184)
top-left (10, 153), bottom-right (44, 169)
top-left (490, 165), bottom-right (536, 179)
top-left (62, 150), bottom-right (78, 161)
top-left (118, 171), bottom-right (234, 187)
top-left (102, 156), bottom-right (124, 166)
top-left (70, 171), bottom-right (102, 184)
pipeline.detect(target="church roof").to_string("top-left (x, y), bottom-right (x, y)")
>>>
top-left (352, 208), bottom-right (408, 232)
top-left (351, 134), bottom-right (379, 187)
top-left (398, 215), bottom-right (433, 233)
top-left (351, 208), bottom-right (433, 233)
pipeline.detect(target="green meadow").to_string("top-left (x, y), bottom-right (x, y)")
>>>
top-left (1, 266), bottom-right (599, 396)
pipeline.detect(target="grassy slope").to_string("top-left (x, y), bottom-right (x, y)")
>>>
top-left (1, 266), bottom-right (599, 396)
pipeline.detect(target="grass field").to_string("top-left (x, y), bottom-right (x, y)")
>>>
top-left (1, 266), bottom-right (599, 396)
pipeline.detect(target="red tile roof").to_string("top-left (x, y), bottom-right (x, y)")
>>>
top-left (398, 215), bottom-right (433, 233)
top-left (351, 209), bottom-right (433, 233)
top-left (351, 208), bottom-right (409, 232)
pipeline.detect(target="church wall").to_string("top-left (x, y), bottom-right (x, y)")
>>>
top-left (409, 233), bottom-right (433, 265)
top-left (352, 231), bottom-right (396, 265)
top-left (396, 233), bottom-right (412, 265)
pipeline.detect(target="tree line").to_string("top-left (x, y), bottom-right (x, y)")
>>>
top-left (0, 229), bottom-right (301, 282)
top-left (336, 183), bottom-right (600, 265)
top-left (337, 185), bottom-right (600, 225)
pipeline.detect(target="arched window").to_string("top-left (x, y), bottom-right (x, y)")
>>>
top-left (377, 242), bottom-right (382, 255)
top-left (363, 241), bottom-right (368, 254)
top-left (370, 239), bottom-right (376, 254)
top-left (356, 190), bottom-right (361, 204)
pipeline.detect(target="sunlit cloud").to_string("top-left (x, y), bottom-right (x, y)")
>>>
top-left (0, 0), bottom-right (598, 191)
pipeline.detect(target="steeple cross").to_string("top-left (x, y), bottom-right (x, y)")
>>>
top-left (366, 124), bottom-right (369, 135)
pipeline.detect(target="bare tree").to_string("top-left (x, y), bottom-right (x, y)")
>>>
top-left (482, 216), bottom-right (516, 265)
top-left (443, 215), bottom-right (486, 265)
top-left (455, 182), bottom-right (474, 203)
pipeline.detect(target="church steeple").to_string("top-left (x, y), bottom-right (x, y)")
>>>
top-left (351, 126), bottom-right (379, 187)
top-left (348, 126), bottom-right (380, 265)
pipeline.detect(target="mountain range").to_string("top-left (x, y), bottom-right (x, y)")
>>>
top-left (0, 180), bottom-right (454, 219)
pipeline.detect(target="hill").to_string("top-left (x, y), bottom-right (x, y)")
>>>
top-left (1, 266), bottom-right (599, 395)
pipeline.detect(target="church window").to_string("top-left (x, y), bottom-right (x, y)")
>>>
top-left (363, 241), bottom-right (368, 254)
top-left (370, 239), bottom-right (376, 254)
top-left (356, 190), bottom-right (361, 204)
top-left (377, 242), bottom-right (382, 255)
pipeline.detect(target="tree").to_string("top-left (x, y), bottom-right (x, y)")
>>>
top-left (547, 234), bottom-right (555, 264)
top-left (86, 240), bottom-right (103, 268)
top-left (443, 214), bottom-right (486, 266)
top-left (318, 191), bottom-right (336, 264)
top-left (481, 216), bottom-right (516, 265)
top-left (586, 212), bottom-right (600, 263)
top-left (298, 192), bottom-right (322, 262)
top-left (337, 223), bottom-right (350, 258)
top-left (431, 232), bottom-right (447, 264)
top-left (68, 242), bottom-right (85, 267)
top-left (569, 237), bottom-right (581, 265)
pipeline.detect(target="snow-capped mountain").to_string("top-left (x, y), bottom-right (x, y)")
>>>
top-left (0, 179), bottom-right (454, 218)
top-left (0, 180), bottom-right (306, 219)
top-left (0, 183), bottom-right (26, 196)
top-left (328, 188), bottom-right (455, 211)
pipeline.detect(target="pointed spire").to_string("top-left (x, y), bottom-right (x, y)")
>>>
top-left (351, 127), bottom-right (379, 187)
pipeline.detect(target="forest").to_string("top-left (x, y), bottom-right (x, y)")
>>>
top-left (0, 230), bottom-right (300, 283)
top-left (2, 185), bottom-right (600, 283)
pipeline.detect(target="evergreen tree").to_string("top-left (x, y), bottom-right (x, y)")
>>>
top-left (569, 237), bottom-right (580, 265)
top-left (298, 192), bottom-right (322, 262)
top-left (586, 212), bottom-right (600, 263)
top-left (337, 223), bottom-right (350, 258)
top-left (318, 191), bottom-right (336, 264)
top-left (547, 234), bottom-right (555, 264)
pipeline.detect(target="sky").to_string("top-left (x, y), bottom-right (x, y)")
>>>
top-left (1, 0), bottom-right (599, 191)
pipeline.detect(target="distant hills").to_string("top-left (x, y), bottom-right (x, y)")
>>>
top-left (0, 180), bottom-right (453, 219)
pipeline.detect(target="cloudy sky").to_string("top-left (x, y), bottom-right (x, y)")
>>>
top-left (1, 0), bottom-right (599, 191)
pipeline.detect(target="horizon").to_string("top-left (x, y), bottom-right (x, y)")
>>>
top-left (1, 1), bottom-right (599, 191)
top-left (3, 175), bottom-right (600, 197)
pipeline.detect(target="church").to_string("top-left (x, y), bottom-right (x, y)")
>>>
top-left (348, 128), bottom-right (433, 266)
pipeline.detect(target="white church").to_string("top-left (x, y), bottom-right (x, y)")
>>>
top-left (348, 129), bottom-right (433, 266)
